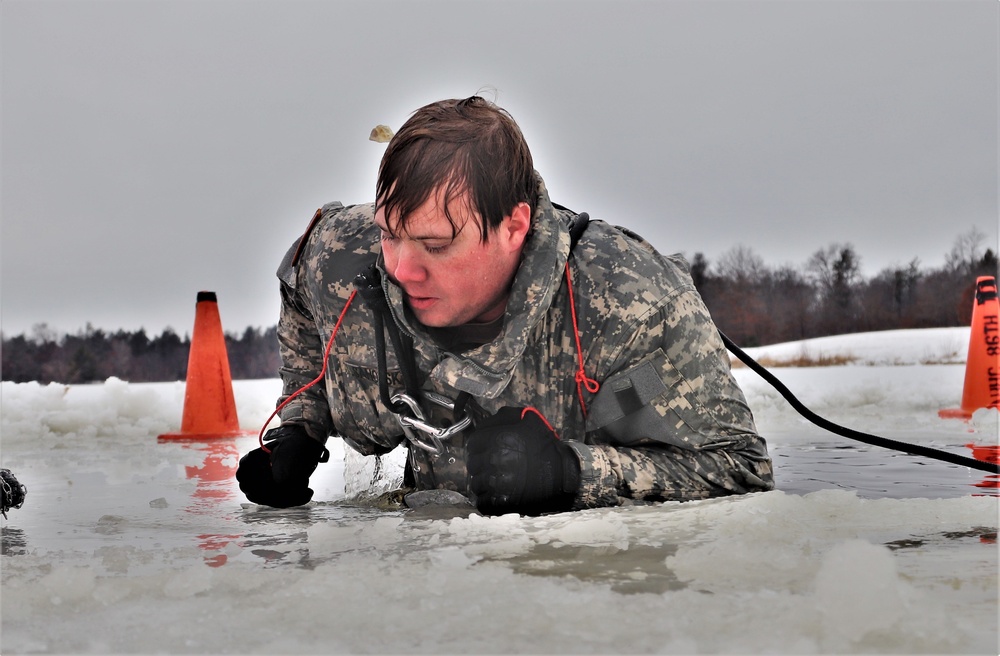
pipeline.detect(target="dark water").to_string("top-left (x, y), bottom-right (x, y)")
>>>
top-left (769, 433), bottom-right (998, 499)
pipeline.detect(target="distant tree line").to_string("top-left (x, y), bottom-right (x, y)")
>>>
top-left (1, 228), bottom-right (997, 383)
top-left (694, 227), bottom-right (998, 347)
top-left (1, 325), bottom-right (280, 384)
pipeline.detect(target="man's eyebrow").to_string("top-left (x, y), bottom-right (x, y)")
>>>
top-left (408, 232), bottom-right (455, 242)
top-left (374, 218), bottom-right (459, 241)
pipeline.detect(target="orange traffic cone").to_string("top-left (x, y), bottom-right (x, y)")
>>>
top-left (158, 292), bottom-right (255, 441)
top-left (939, 276), bottom-right (1000, 419)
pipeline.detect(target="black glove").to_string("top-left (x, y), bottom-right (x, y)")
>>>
top-left (236, 424), bottom-right (329, 508)
top-left (466, 407), bottom-right (581, 516)
top-left (1, 468), bottom-right (26, 519)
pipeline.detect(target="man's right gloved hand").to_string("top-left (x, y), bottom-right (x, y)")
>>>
top-left (466, 407), bottom-right (580, 517)
top-left (236, 424), bottom-right (329, 508)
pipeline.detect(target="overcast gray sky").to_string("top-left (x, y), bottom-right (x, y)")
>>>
top-left (2, 0), bottom-right (997, 338)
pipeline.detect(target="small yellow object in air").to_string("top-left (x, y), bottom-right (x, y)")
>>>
top-left (369, 125), bottom-right (395, 143)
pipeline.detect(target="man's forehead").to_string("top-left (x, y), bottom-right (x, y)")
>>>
top-left (377, 186), bottom-right (481, 237)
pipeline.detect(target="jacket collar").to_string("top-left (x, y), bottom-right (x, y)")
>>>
top-left (381, 174), bottom-right (572, 399)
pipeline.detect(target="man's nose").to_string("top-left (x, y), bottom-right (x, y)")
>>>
top-left (390, 242), bottom-right (428, 284)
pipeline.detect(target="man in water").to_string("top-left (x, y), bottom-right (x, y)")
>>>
top-left (237, 96), bottom-right (773, 515)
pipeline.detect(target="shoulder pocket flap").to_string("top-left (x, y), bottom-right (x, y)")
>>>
top-left (588, 356), bottom-right (668, 425)
top-left (586, 349), bottom-right (715, 449)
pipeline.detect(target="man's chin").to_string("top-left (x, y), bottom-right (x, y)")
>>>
top-left (406, 303), bottom-right (450, 328)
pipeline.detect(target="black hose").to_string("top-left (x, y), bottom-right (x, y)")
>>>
top-left (720, 331), bottom-right (1000, 475)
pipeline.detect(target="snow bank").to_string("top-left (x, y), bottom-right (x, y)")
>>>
top-left (738, 326), bottom-right (969, 366)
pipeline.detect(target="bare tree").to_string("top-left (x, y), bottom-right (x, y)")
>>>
top-left (715, 245), bottom-right (767, 286)
top-left (945, 226), bottom-right (988, 274)
top-left (805, 243), bottom-right (863, 335)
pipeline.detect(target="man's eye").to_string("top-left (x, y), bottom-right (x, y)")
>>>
top-left (380, 230), bottom-right (397, 244)
top-left (424, 244), bottom-right (449, 255)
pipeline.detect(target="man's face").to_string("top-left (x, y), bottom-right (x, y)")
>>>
top-left (374, 187), bottom-right (530, 328)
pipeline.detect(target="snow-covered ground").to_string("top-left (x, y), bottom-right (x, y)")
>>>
top-left (1, 327), bottom-right (997, 654)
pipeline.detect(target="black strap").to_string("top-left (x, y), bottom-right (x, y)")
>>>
top-left (568, 212), bottom-right (590, 249)
top-left (355, 264), bottom-right (421, 414)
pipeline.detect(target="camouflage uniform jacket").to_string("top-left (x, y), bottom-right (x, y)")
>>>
top-left (275, 177), bottom-right (774, 509)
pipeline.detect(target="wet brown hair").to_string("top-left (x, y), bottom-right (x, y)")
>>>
top-left (375, 96), bottom-right (537, 242)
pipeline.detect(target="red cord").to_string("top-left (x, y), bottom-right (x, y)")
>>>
top-left (259, 290), bottom-right (357, 453)
top-left (521, 406), bottom-right (560, 439)
top-left (564, 263), bottom-right (600, 417)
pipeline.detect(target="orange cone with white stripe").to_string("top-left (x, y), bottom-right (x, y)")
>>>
top-left (158, 292), bottom-right (255, 441)
top-left (939, 276), bottom-right (1000, 419)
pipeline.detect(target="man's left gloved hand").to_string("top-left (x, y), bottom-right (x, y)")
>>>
top-left (466, 407), bottom-right (581, 516)
top-left (236, 424), bottom-right (329, 508)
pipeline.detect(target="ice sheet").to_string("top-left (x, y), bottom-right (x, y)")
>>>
top-left (1, 328), bottom-right (997, 654)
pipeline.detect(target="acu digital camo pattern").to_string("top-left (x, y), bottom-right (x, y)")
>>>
top-left (274, 175), bottom-right (773, 509)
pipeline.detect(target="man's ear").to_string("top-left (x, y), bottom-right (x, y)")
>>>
top-left (502, 202), bottom-right (532, 252)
